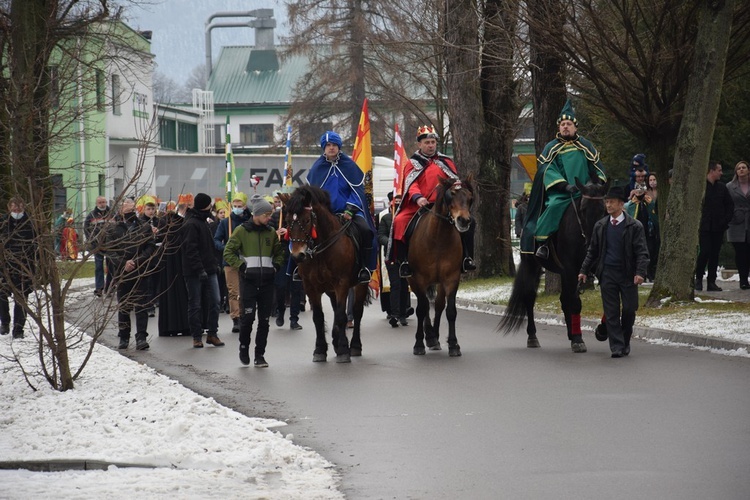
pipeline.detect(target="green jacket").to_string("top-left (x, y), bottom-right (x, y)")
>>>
top-left (223, 221), bottom-right (285, 282)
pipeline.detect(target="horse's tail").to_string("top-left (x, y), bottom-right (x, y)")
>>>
top-left (426, 284), bottom-right (437, 301)
top-left (497, 254), bottom-right (541, 335)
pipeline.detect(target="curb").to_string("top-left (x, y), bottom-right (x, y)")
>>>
top-left (0, 460), bottom-right (158, 472)
top-left (455, 298), bottom-right (750, 353)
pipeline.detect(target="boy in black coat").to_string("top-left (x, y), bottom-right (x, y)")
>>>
top-left (578, 186), bottom-right (650, 358)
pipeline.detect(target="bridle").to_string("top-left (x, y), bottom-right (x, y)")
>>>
top-left (429, 180), bottom-right (471, 229)
top-left (571, 191), bottom-right (606, 242)
top-left (287, 205), bottom-right (350, 258)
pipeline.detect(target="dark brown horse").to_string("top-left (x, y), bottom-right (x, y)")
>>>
top-left (279, 186), bottom-right (369, 363)
top-left (407, 175), bottom-right (474, 357)
top-left (498, 179), bottom-right (608, 350)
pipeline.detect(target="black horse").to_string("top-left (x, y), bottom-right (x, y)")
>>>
top-left (498, 179), bottom-right (608, 351)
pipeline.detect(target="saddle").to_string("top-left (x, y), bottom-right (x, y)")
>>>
top-left (403, 206), bottom-right (431, 242)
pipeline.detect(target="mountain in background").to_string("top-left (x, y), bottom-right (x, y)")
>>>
top-left (124, 0), bottom-right (288, 85)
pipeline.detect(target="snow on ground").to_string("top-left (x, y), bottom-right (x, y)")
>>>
top-left (0, 278), bottom-right (343, 499)
top-left (457, 280), bottom-right (750, 353)
top-left (1, 272), bottom-right (747, 498)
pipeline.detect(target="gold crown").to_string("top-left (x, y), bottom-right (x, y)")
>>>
top-left (417, 125), bottom-right (438, 141)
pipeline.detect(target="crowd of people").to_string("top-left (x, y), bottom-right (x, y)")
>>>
top-left (1, 117), bottom-right (747, 362)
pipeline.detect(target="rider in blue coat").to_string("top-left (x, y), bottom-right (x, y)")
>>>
top-left (306, 131), bottom-right (377, 283)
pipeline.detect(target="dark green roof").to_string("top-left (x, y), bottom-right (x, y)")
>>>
top-left (208, 46), bottom-right (309, 105)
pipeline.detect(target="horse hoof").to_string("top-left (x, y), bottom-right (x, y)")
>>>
top-left (413, 347), bottom-right (426, 355)
top-left (449, 346), bottom-right (461, 357)
top-left (429, 343), bottom-right (442, 351)
top-left (527, 338), bottom-right (541, 348)
top-left (336, 353), bottom-right (351, 363)
top-left (594, 323), bottom-right (608, 342)
top-left (313, 353), bottom-right (327, 362)
top-left (571, 341), bottom-right (587, 353)
top-left (350, 348), bottom-right (362, 357)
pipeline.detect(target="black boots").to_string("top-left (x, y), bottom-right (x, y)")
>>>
top-left (357, 268), bottom-right (372, 284)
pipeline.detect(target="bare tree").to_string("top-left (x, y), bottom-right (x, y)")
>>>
top-left (0, 1), bottom-right (158, 391)
top-left (647, 0), bottom-right (735, 305)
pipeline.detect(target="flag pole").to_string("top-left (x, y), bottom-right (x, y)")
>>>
top-left (225, 115), bottom-right (233, 234)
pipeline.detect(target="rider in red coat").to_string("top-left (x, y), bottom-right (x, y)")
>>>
top-left (391, 125), bottom-right (476, 277)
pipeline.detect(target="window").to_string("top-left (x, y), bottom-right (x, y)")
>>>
top-left (96, 70), bottom-right (105, 112)
top-left (240, 124), bottom-right (274, 146)
top-left (51, 175), bottom-right (66, 214)
top-left (159, 118), bottom-right (176, 150)
top-left (111, 74), bottom-right (121, 115)
top-left (48, 66), bottom-right (60, 108)
top-left (178, 122), bottom-right (198, 152)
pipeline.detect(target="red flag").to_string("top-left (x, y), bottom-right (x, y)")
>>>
top-left (393, 124), bottom-right (408, 197)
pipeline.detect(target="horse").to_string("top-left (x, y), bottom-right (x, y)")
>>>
top-left (278, 185), bottom-right (369, 363)
top-left (498, 179), bottom-right (608, 351)
top-left (406, 175), bottom-right (474, 357)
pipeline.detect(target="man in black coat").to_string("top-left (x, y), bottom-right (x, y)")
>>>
top-left (0, 197), bottom-right (37, 339)
top-left (84, 196), bottom-right (112, 296)
top-left (181, 193), bottom-right (224, 348)
top-left (695, 161), bottom-right (735, 291)
top-left (579, 186), bottom-right (649, 358)
top-left (102, 198), bottom-right (156, 350)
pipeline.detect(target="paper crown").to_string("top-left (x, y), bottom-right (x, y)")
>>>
top-left (417, 125), bottom-right (438, 141)
top-left (177, 193), bottom-right (193, 206)
top-left (214, 198), bottom-right (229, 213)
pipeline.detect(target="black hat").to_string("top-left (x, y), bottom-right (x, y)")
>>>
top-left (194, 192), bottom-right (212, 211)
top-left (604, 186), bottom-right (628, 202)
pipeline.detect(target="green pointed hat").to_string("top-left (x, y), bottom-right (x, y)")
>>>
top-left (557, 98), bottom-right (578, 125)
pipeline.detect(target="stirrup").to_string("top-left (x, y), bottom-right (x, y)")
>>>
top-left (462, 257), bottom-right (476, 273)
top-left (399, 262), bottom-right (412, 278)
top-left (535, 245), bottom-right (549, 260)
top-left (357, 268), bottom-right (371, 284)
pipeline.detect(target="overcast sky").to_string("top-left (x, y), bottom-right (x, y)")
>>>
top-left (125, 0), bottom-right (288, 84)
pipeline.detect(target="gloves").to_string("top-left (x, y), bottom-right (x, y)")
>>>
top-left (565, 184), bottom-right (579, 194)
top-left (198, 270), bottom-right (208, 282)
top-left (239, 263), bottom-right (247, 275)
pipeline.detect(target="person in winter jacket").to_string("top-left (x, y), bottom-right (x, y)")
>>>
top-left (101, 198), bottom-right (156, 351)
top-left (181, 193), bottom-right (224, 348)
top-left (84, 196), bottom-right (112, 296)
top-left (223, 195), bottom-right (284, 367)
top-left (213, 191), bottom-right (251, 333)
top-left (0, 197), bottom-right (37, 338)
top-left (695, 161), bottom-right (735, 291)
top-left (579, 186), bottom-right (649, 358)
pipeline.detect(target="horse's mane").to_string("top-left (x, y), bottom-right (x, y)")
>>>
top-left (286, 185), bottom-right (332, 214)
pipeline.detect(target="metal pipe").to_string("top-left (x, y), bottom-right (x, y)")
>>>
top-left (204, 9), bottom-right (275, 78)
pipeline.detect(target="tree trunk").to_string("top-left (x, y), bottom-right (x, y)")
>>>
top-left (442, 0), bottom-right (484, 266)
top-left (646, 0), bottom-right (735, 306)
top-left (478, 0), bottom-right (521, 277)
top-left (348, 0), bottom-right (366, 141)
top-left (527, 0), bottom-right (567, 293)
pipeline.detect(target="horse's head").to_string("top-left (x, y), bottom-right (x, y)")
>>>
top-left (575, 177), bottom-right (609, 241)
top-left (435, 174), bottom-right (474, 233)
top-left (280, 186), bottom-right (331, 263)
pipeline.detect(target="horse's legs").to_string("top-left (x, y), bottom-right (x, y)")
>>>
top-left (445, 286), bottom-right (461, 357)
top-left (426, 286), bottom-right (444, 351)
top-left (350, 284), bottom-right (367, 357)
top-left (526, 298), bottom-right (539, 348)
top-left (560, 273), bottom-right (586, 353)
top-left (412, 287), bottom-right (429, 355)
top-left (331, 287), bottom-right (351, 363)
top-left (310, 293), bottom-right (328, 362)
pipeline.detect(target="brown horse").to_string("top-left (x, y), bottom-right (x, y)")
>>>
top-left (279, 186), bottom-right (369, 363)
top-left (407, 175), bottom-right (474, 356)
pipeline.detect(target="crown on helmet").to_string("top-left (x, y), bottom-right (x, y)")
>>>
top-left (416, 125), bottom-right (438, 142)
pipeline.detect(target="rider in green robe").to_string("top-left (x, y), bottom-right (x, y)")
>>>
top-left (520, 99), bottom-right (607, 259)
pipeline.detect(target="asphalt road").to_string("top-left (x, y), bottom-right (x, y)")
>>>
top-left (106, 298), bottom-right (750, 500)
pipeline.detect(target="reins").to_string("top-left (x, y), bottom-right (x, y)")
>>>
top-left (288, 206), bottom-right (351, 258)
